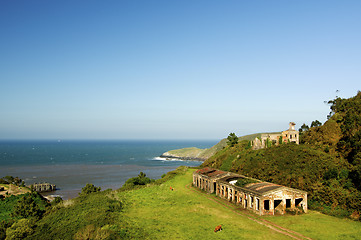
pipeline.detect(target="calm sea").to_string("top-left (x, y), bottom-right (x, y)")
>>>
top-left (0, 140), bottom-right (217, 199)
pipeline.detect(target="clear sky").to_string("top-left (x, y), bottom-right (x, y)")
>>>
top-left (1, 0), bottom-right (360, 140)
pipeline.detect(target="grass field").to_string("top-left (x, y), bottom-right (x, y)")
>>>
top-left (119, 169), bottom-right (290, 239)
top-left (262, 211), bottom-right (361, 240)
top-left (118, 168), bottom-right (361, 240)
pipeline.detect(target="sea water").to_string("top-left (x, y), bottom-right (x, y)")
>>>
top-left (0, 140), bottom-right (217, 199)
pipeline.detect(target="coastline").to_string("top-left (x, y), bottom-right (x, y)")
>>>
top-left (1, 164), bottom-right (190, 200)
top-left (158, 154), bottom-right (206, 161)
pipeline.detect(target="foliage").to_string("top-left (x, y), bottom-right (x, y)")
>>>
top-left (234, 178), bottom-right (259, 187)
top-left (0, 220), bottom-right (14, 240)
top-left (74, 224), bottom-right (114, 240)
top-left (299, 123), bottom-right (309, 132)
top-left (51, 197), bottom-right (63, 206)
top-left (311, 120), bottom-right (322, 128)
top-left (202, 92), bottom-right (361, 218)
top-left (201, 140), bottom-right (250, 171)
top-left (29, 189), bottom-right (124, 239)
top-left (0, 195), bottom-right (22, 221)
top-left (0, 176), bottom-right (24, 187)
top-left (5, 219), bottom-right (34, 240)
top-left (227, 133), bottom-right (238, 147)
top-left (122, 172), bottom-right (154, 190)
top-left (79, 183), bottom-right (101, 196)
top-left (11, 192), bottom-right (47, 219)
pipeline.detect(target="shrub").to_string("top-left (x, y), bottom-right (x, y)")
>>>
top-left (11, 193), bottom-right (46, 219)
top-left (79, 184), bottom-right (101, 196)
top-left (5, 219), bottom-right (34, 240)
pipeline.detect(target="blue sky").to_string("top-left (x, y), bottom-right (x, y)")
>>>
top-left (1, 1), bottom-right (360, 140)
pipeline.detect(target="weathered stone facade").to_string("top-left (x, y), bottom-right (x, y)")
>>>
top-left (31, 183), bottom-right (56, 193)
top-left (252, 122), bottom-right (299, 150)
top-left (193, 168), bottom-right (307, 216)
top-left (193, 167), bottom-right (229, 193)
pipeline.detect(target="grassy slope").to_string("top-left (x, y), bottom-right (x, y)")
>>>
top-left (164, 133), bottom-right (272, 160)
top-left (263, 211), bottom-right (361, 240)
top-left (29, 191), bottom-right (124, 239)
top-left (3, 168), bottom-right (361, 239)
top-left (167, 147), bottom-right (206, 158)
top-left (117, 168), bottom-right (361, 239)
top-left (119, 168), bottom-right (289, 240)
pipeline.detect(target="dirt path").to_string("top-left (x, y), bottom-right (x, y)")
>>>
top-left (186, 184), bottom-right (312, 240)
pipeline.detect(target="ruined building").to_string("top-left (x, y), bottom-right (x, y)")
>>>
top-left (193, 167), bottom-right (307, 216)
top-left (31, 183), bottom-right (56, 193)
top-left (252, 122), bottom-right (299, 150)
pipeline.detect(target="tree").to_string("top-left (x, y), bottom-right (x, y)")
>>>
top-left (311, 120), bottom-right (322, 128)
top-left (227, 133), bottom-right (238, 147)
top-left (1, 176), bottom-right (24, 186)
top-left (5, 219), bottom-right (34, 240)
top-left (298, 123), bottom-right (309, 133)
top-left (12, 193), bottom-right (43, 219)
top-left (124, 172), bottom-right (153, 186)
top-left (79, 184), bottom-right (101, 196)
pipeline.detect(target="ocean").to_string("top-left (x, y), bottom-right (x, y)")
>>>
top-left (0, 140), bottom-right (217, 199)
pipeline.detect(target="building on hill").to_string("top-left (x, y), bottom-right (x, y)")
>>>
top-left (193, 167), bottom-right (307, 216)
top-left (252, 122), bottom-right (299, 150)
top-left (193, 167), bottom-right (229, 193)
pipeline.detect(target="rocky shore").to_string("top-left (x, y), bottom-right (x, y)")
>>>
top-left (159, 151), bottom-right (206, 161)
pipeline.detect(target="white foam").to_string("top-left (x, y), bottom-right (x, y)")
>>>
top-left (151, 157), bottom-right (202, 162)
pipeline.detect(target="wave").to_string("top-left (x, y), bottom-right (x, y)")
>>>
top-left (151, 157), bottom-right (202, 162)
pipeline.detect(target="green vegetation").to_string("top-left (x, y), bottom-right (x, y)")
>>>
top-left (201, 140), bottom-right (250, 170)
top-left (227, 133), bottom-right (238, 147)
top-left (0, 176), bottom-right (24, 187)
top-left (79, 183), bottom-right (101, 196)
top-left (11, 192), bottom-right (46, 219)
top-left (120, 172), bottom-right (155, 191)
top-left (263, 211), bottom-right (361, 240)
top-left (161, 141), bottom-right (229, 160)
top-left (0, 192), bottom-right (47, 222)
top-left (26, 189), bottom-right (124, 240)
top-left (167, 147), bottom-right (205, 157)
top-left (2, 92), bottom-right (361, 238)
top-left (235, 178), bottom-right (259, 187)
top-left (161, 133), bottom-right (279, 161)
top-left (203, 92), bottom-right (361, 220)
top-left (1, 167), bottom-right (361, 239)
top-left (118, 168), bottom-right (290, 239)
top-left (0, 195), bottom-right (23, 221)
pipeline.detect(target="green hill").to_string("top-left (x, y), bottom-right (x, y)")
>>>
top-left (160, 139), bottom-right (228, 160)
top-left (202, 92), bottom-right (361, 219)
top-left (160, 133), bottom-right (279, 161)
top-left (2, 167), bottom-right (361, 239)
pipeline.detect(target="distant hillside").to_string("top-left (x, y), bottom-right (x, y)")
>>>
top-left (160, 133), bottom-right (274, 161)
top-left (202, 92), bottom-right (361, 219)
top-left (160, 139), bottom-right (227, 161)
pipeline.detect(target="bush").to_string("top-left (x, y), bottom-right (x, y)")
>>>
top-left (11, 193), bottom-right (46, 219)
top-left (5, 219), bottom-right (34, 240)
top-left (79, 184), bottom-right (101, 196)
top-left (122, 172), bottom-right (154, 189)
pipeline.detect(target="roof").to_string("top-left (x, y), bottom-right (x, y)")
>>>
top-left (243, 182), bottom-right (283, 194)
top-left (218, 174), bottom-right (305, 196)
top-left (195, 167), bottom-right (227, 178)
